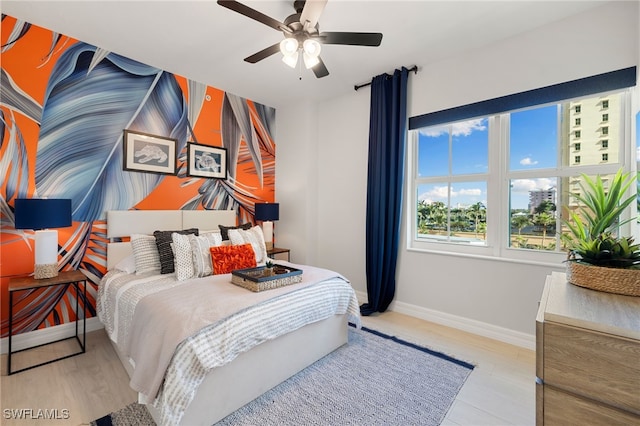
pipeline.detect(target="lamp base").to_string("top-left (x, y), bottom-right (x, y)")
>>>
top-left (35, 263), bottom-right (58, 279)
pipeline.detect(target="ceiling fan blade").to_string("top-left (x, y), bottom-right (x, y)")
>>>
top-left (217, 0), bottom-right (290, 33)
top-left (311, 57), bottom-right (329, 78)
top-left (319, 32), bottom-right (383, 47)
top-left (299, 0), bottom-right (327, 30)
top-left (244, 43), bottom-right (281, 63)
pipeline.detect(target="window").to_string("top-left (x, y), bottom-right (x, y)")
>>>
top-left (409, 89), bottom-right (631, 264)
top-left (602, 113), bottom-right (609, 122)
top-left (602, 100), bottom-right (609, 108)
top-left (415, 119), bottom-right (489, 246)
top-left (575, 118), bottom-right (581, 126)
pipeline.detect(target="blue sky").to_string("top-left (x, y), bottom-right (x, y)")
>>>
top-left (510, 105), bottom-right (557, 170)
top-left (417, 105), bottom-right (560, 210)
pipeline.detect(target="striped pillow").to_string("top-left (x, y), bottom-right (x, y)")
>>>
top-left (154, 228), bottom-right (198, 274)
top-left (130, 234), bottom-right (161, 275)
top-left (188, 233), bottom-right (223, 277)
top-left (228, 226), bottom-right (267, 265)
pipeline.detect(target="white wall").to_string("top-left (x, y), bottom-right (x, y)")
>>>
top-left (274, 101), bottom-right (319, 265)
top-left (276, 2), bottom-right (639, 346)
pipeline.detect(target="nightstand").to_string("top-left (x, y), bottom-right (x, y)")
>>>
top-left (267, 247), bottom-right (291, 262)
top-left (8, 270), bottom-right (87, 375)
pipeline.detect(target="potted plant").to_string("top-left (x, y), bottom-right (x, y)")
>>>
top-left (562, 169), bottom-right (640, 296)
top-left (264, 260), bottom-right (274, 276)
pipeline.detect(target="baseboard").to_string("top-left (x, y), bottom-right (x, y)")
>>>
top-left (355, 290), bottom-right (535, 350)
top-left (0, 317), bottom-right (104, 354)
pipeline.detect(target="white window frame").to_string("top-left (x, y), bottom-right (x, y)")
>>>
top-left (407, 89), bottom-right (636, 267)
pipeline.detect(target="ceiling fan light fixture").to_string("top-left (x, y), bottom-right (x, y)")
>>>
top-left (218, 0), bottom-right (383, 79)
top-left (282, 51), bottom-right (299, 68)
top-left (303, 52), bottom-right (320, 69)
top-left (303, 38), bottom-right (321, 57)
top-left (279, 37), bottom-right (299, 56)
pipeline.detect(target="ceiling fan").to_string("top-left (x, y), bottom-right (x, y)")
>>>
top-left (217, 0), bottom-right (383, 78)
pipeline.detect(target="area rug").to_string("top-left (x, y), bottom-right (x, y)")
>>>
top-left (92, 326), bottom-right (474, 426)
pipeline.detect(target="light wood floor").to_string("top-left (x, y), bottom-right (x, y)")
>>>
top-left (0, 311), bottom-right (535, 426)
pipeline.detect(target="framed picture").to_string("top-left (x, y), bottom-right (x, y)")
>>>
top-left (187, 143), bottom-right (228, 179)
top-left (123, 129), bottom-right (177, 175)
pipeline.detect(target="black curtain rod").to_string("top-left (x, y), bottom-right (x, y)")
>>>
top-left (354, 65), bottom-right (418, 91)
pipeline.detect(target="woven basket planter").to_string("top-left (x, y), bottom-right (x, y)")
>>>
top-left (566, 261), bottom-right (640, 297)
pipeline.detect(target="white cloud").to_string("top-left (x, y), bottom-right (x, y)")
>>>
top-left (418, 186), bottom-right (448, 202)
top-left (520, 157), bottom-right (539, 166)
top-left (418, 186), bottom-right (483, 202)
top-left (420, 125), bottom-right (448, 138)
top-left (511, 178), bottom-right (556, 194)
top-left (419, 119), bottom-right (487, 137)
top-left (636, 146), bottom-right (640, 161)
top-left (455, 188), bottom-right (482, 197)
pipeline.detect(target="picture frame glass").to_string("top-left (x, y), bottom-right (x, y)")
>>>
top-left (123, 130), bottom-right (177, 175)
top-left (187, 143), bottom-right (228, 179)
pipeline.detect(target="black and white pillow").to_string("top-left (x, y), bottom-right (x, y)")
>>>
top-left (171, 233), bottom-right (195, 281)
top-left (154, 228), bottom-right (198, 274)
top-left (218, 223), bottom-right (252, 241)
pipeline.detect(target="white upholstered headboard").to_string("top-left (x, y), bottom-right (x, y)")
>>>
top-left (106, 210), bottom-right (237, 270)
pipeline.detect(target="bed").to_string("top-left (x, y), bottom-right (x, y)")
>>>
top-left (98, 209), bottom-right (361, 425)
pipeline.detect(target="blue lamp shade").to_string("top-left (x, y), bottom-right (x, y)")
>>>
top-left (254, 203), bottom-right (279, 222)
top-left (14, 199), bottom-right (72, 230)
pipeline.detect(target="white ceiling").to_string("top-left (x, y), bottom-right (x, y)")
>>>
top-left (2, 0), bottom-right (610, 109)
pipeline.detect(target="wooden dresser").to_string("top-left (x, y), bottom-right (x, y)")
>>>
top-left (536, 272), bottom-right (640, 425)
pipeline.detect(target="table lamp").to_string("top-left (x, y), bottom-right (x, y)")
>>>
top-left (14, 198), bottom-right (72, 279)
top-left (254, 202), bottom-right (279, 250)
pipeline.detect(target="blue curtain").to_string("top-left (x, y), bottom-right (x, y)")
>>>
top-left (360, 67), bottom-right (409, 316)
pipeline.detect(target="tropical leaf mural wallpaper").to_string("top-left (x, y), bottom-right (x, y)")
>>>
top-left (0, 15), bottom-right (276, 337)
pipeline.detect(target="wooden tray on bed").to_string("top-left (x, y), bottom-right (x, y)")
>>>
top-left (231, 265), bottom-right (303, 292)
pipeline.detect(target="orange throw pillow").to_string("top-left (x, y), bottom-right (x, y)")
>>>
top-left (210, 244), bottom-right (257, 274)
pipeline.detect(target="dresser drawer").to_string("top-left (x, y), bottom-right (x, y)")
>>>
top-left (544, 386), bottom-right (640, 425)
top-left (543, 321), bottom-right (640, 414)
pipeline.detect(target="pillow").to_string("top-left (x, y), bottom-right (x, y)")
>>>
top-left (154, 228), bottom-right (198, 274)
top-left (189, 233), bottom-right (223, 277)
top-left (218, 223), bottom-right (252, 241)
top-left (113, 253), bottom-right (137, 274)
top-left (130, 234), bottom-right (161, 275)
top-left (228, 226), bottom-right (267, 265)
top-left (209, 244), bottom-right (256, 274)
top-left (171, 233), bottom-right (195, 281)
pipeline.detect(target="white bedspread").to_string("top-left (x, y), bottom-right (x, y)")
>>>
top-left (97, 263), bottom-right (361, 425)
